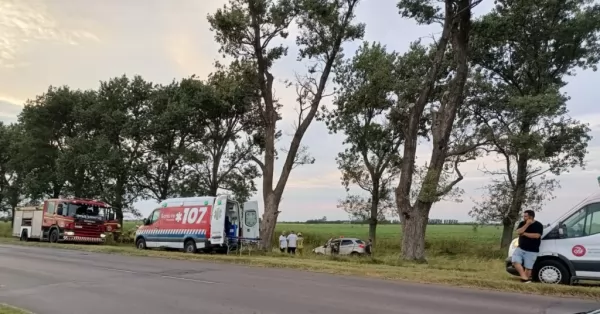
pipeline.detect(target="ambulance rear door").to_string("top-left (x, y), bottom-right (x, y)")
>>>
top-left (209, 195), bottom-right (228, 246)
top-left (242, 201), bottom-right (260, 239)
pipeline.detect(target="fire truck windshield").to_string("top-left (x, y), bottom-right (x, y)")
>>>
top-left (65, 203), bottom-right (106, 218)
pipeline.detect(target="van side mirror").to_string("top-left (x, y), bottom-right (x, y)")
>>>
top-left (57, 205), bottom-right (63, 216)
top-left (108, 213), bottom-right (115, 221)
top-left (143, 218), bottom-right (149, 225)
top-left (558, 227), bottom-right (565, 237)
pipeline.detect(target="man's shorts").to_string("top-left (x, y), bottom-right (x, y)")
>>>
top-left (511, 247), bottom-right (538, 269)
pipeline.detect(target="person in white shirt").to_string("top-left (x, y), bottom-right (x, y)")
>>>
top-left (286, 231), bottom-right (298, 254)
top-left (279, 232), bottom-right (287, 253)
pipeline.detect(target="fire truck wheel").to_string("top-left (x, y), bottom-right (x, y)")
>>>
top-left (136, 238), bottom-right (147, 250)
top-left (184, 239), bottom-right (197, 253)
top-left (49, 229), bottom-right (59, 243)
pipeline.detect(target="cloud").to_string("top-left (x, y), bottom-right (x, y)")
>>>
top-left (285, 171), bottom-right (341, 189)
top-left (0, 99), bottom-right (21, 124)
top-left (0, 0), bottom-right (99, 68)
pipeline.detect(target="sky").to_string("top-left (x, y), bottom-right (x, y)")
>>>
top-left (1, 0), bottom-right (600, 224)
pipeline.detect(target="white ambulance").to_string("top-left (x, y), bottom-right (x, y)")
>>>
top-left (135, 195), bottom-right (260, 253)
top-left (506, 179), bottom-right (600, 285)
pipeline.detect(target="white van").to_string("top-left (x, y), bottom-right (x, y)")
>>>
top-left (506, 184), bottom-right (600, 285)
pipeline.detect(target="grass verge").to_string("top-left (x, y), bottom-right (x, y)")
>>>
top-left (0, 304), bottom-right (31, 314)
top-left (2, 238), bottom-right (600, 300)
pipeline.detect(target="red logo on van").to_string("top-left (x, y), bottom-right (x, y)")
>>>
top-left (572, 245), bottom-right (586, 257)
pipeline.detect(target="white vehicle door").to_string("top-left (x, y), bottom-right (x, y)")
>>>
top-left (242, 201), bottom-right (260, 239)
top-left (210, 195), bottom-right (228, 246)
top-left (554, 202), bottom-right (600, 278)
top-left (339, 239), bottom-right (355, 254)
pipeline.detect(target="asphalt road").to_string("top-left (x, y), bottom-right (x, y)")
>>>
top-left (0, 244), bottom-right (599, 314)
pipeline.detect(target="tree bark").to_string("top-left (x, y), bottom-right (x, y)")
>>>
top-left (369, 182), bottom-right (380, 244)
top-left (500, 152), bottom-right (529, 248)
top-left (259, 192), bottom-right (279, 249)
top-left (114, 179), bottom-right (125, 226)
top-left (396, 0), bottom-right (473, 261)
top-left (400, 202), bottom-right (431, 262)
top-left (500, 217), bottom-right (516, 248)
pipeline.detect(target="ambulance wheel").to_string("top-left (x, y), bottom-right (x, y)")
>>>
top-left (20, 230), bottom-right (29, 242)
top-left (49, 229), bottom-right (59, 243)
top-left (184, 239), bottom-right (197, 253)
top-left (136, 238), bottom-right (147, 250)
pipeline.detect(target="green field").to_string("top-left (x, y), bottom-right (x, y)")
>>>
top-left (1, 221), bottom-right (505, 258)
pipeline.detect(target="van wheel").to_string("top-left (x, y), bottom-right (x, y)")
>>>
top-left (184, 240), bottom-right (197, 253)
top-left (136, 238), bottom-right (147, 250)
top-left (534, 259), bottom-right (571, 285)
top-left (20, 230), bottom-right (29, 242)
top-left (49, 229), bottom-right (59, 243)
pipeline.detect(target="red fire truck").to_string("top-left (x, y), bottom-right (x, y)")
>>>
top-left (13, 198), bottom-right (109, 243)
top-left (103, 207), bottom-right (121, 240)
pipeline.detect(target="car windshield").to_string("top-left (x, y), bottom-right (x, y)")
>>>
top-left (354, 239), bottom-right (364, 244)
top-left (65, 203), bottom-right (106, 218)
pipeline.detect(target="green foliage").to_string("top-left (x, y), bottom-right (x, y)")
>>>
top-left (2, 69), bottom-right (264, 220)
top-left (136, 77), bottom-right (213, 202)
top-left (323, 42), bottom-right (403, 229)
top-left (469, 0), bottom-right (599, 234)
top-left (177, 61), bottom-right (262, 204)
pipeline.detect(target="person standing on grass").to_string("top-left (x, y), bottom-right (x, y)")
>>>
top-left (287, 231), bottom-right (298, 254)
top-left (512, 210), bottom-right (543, 283)
top-left (365, 238), bottom-right (373, 256)
top-left (297, 232), bottom-right (304, 255)
top-left (279, 232), bottom-right (287, 253)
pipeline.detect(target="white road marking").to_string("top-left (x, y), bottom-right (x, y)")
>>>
top-left (160, 275), bottom-right (216, 284)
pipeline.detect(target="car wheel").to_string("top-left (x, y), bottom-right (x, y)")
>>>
top-left (184, 240), bottom-right (197, 253)
top-left (533, 259), bottom-right (571, 285)
top-left (49, 229), bottom-right (59, 243)
top-left (136, 238), bottom-right (147, 250)
top-left (350, 251), bottom-right (360, 256)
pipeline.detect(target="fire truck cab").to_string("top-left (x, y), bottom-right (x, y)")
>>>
top-left (135, 195), bottom-right (260, 253)
top-left (13, 198), bottom-right (109, 243)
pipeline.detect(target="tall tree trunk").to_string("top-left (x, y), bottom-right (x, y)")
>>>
top-left (369, 184), bottom-right (380, 244)
top-left (500, 217), bottom-right (516, 248)
top-left (52, 181), bottom-right (63, 198)
top-left (259, 117), bottom-right (277, 249)
top-left (401, 202), bottom-right (431, 261)
top-left (500, 153), bottom-right (529, 248)
top-left (397, 0), bottom-right (472, 261)
top-left (259, 192), bottom-right (279, 249)
top-left (114, 179), bottom-right (125, 226)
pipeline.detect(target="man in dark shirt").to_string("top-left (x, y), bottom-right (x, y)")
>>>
top-left (511, 210), bottom-right (544, 283)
